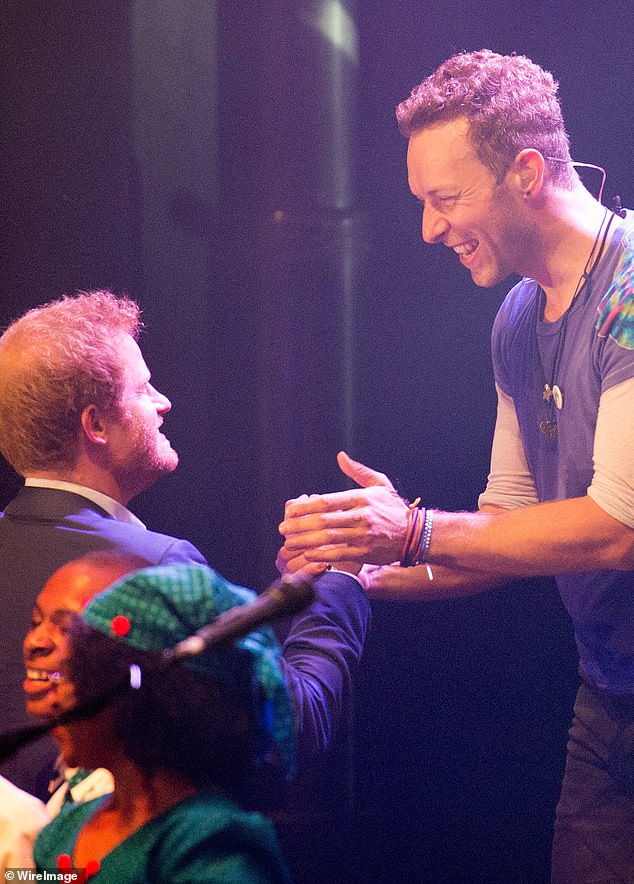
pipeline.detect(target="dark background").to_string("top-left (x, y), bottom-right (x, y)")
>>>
top-left (2, 1), bottom-right (633, 881)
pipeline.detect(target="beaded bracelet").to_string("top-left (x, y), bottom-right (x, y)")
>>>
top-left (419, 508), bottom-right (434, 564)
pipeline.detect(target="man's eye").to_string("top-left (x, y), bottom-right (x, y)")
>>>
top-left (440, 195), bottom-right (457, 205)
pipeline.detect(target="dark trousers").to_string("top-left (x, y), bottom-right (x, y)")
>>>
top-left (551, 681), bottom-right (634, 883)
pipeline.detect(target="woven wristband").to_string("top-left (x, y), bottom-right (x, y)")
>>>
top-left (400, 499), bottom-right (424, 567)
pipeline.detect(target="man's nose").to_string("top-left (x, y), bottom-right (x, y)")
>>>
top-left (422, 204), bottom-right (450, 243)
top-left (23, 625), bottom-right (56, 658)
top-left (151, 385), bottom-right (172, 414)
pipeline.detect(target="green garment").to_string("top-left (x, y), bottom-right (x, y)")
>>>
top-left (34, 792), bottom-right (290, 883)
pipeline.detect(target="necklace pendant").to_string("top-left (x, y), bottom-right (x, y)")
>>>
top-left (543, 384), bottom-right (553, 402)
top-left (539, 419), bottom-right (558, 439)
top-left (552, 384), bottom-right (563, 410)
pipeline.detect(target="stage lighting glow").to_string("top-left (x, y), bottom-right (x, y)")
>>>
top-left (300, 0), bottom-right (358, 64)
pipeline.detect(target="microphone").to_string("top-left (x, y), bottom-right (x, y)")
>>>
top-left (166, 575), bottom-right (316, 660)
top-left (0, 575), bottom-right (315, 763)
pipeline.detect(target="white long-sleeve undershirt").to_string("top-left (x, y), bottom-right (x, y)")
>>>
top-left (478, 377), bottom-right (634, 530)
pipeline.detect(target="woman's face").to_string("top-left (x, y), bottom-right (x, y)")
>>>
top-left (22, 557), bottom-right (139, 767)
top-left (23, 565), bottom-right (96, 720)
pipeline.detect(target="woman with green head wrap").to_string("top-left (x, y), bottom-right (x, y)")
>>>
top-left (28, 561), bottom-right (295, 883)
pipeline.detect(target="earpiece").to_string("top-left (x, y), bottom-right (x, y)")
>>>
top-left (611, 195), bottom-right (627, 219)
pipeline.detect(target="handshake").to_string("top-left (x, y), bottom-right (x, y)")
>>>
top-left (276, 451), bottom-right (414, 588)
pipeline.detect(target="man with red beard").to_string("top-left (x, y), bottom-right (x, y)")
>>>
top-left (0, 290), bottom-right (369, 800)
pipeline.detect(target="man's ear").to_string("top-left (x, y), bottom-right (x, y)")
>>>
top-left (512, 148), bottom-right (546, 198)
top-left (81, 404), bottom-right (109, 446)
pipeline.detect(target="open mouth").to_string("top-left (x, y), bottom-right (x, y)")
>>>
top-left (453, 240), bottom-right (478, 258)
top-left (24, 668), bottom-right (61, 695)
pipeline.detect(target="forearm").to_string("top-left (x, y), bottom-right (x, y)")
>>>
top-left (280, 450), bottom-right (634, 580)
top-left (428, 496), bottom-right (634, 577)
top-left (364, 505), bottom-right (507, 600)
top-left (363, 560), bottom-right (507, 601)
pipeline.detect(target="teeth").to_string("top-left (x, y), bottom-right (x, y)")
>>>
top-left (26, 668), bottom-right (60, 682)
top-left (453, 241), bottom-right (477, 256)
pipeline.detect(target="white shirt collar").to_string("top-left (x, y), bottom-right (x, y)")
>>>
top-left (24, 478), bottom-right (146, 529)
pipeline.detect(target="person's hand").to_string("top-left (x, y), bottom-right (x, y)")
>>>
top-left (276, 542), bottom-right (363, 579)
top-left (278, 451), bottom-right (410, 566)
top-left (276, 543), bottom-right (328, 577)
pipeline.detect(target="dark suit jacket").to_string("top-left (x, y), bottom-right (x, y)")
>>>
top-left (0, 486), bottom-right (370, 796)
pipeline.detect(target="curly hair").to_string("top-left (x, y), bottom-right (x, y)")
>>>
top-left (0, 290), bottom-right (141, 474)
top-left (396, 50), bottom-right (577, 189)
top-left (66, 622), bottom-right (259, 795)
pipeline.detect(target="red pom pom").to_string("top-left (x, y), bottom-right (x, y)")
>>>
top-left (57, 854), bottom-right (72, 870)
top-left (111, 614), bottom-right (131, 637)
top-left (85, 859), bottom-right (101, 879)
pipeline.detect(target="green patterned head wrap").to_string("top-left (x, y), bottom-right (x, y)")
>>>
top-left (81, 563), bottom-right (296, 776)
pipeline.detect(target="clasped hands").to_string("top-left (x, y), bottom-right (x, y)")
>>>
top-left (276, 451), bottom-right (410, 578)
